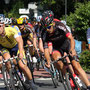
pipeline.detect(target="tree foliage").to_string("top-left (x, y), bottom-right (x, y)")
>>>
top-left (65, 1), bottom-right (90, 41)
top-left (79, 50), bottom-right (90, 71)
top-left (3, 0), bottom-right (24, 18)
top-left (40, 0), bottom-right (75, 19)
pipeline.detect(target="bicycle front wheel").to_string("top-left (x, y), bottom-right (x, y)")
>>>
top-left (9, 68), bottom-right (16, 90)
top-left (2, 64), bottom-right (10, 90)
top-left (50, 64), bottom-right (58, 88)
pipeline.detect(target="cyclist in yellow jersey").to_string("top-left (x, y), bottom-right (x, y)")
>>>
top-left (0, 19), bottom-right (37, 90)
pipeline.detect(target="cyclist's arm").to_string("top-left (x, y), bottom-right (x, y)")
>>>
top-left (66, 33), bottom-right (76, 55)
top-left (15, 36), bottom-right (24, 59)
top-left (58, 22), bottom-right (75, 54)
top-left (12, 26), bottom-right (24, 59)
top-left (44, 41), bottom-right (51, 65)
top-left (33, 32), bottom-right (38, 53)
top-left (39, 38), bottom-right (44, 53)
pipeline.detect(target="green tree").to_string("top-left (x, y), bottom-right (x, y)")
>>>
top-left (4, 0), bottom-right (24, 18)
top-left (65, 1), bottom-right (90, 41)
top-left (40, 0), bottom-right (75, 19)
top-left (79, 50), bottom-right (90, 71)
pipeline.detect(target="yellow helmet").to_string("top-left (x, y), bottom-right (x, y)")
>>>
top-left (17, 18), bottom-right (24, 25)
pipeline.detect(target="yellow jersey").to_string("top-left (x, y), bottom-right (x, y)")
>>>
top-left (0, 27), bottom-right (21, 48)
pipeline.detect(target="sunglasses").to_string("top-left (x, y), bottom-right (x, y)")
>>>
top-left (47, 23), bottom-right (53, 29)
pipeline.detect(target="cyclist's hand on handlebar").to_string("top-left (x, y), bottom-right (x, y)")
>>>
top-left (69, 49), bottom-right (77, 56)
top-left (19, 53), bottom-right (24, 60)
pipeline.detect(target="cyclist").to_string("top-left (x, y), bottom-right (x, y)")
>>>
top-left (16, 18), bottom-right (38, 56)
top-left (29, 17), bottom-right (39, 54)
top-left (0, 18), bottom-right (37, 90)
top-left (16, 18), bottom-right (33, 46)
top-left (40, 10), bottom-right (90, 89)
top-left (86, 27), bottom-right (90, 50)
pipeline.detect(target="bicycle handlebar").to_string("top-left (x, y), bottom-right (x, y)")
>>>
top-left (50, 54), bottom-right (69, 65)
top-left (0, 56), bottom-right (18, 64)
top-left (0, 55), bottom-right (27, 65)
top-left (24, 44), bottom-right (33, 48)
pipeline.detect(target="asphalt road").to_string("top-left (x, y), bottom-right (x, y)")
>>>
top-left (0, 68), bottom-right (90, 90)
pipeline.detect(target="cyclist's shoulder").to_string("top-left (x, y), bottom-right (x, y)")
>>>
top-left (5, 26), bottom-right (14, 31)
top-left (54, 21), bottom-right (67, 32)
top-left (5, 26), bottom-right (19, 35)
top-left (53, 18), bottom-right (60, 22)
top-left (10, 25), bottom-right (20, 31)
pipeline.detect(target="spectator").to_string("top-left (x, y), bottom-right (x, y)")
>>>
top-left (86, 27), bottom-right (90, 50)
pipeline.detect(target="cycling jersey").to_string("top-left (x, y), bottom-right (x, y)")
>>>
top-left (86, 28), bottom-right (90, 44)
top-left (43, 21), bottom-right (71, 55)
top-left (19, 25), bottom-right (34, 46)
top-left (0, 27), bottom-right (21, 48)
top-left (11, 25), bottom-right (20, 31)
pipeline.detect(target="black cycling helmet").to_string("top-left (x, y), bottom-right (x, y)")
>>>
top-left (41, 10), bottom-right (54, 27)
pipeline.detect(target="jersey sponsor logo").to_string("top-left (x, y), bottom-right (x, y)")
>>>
top-left (6, 36), bottom-right (13, 44)
top-left (57, 26), bottom-right (66, 31)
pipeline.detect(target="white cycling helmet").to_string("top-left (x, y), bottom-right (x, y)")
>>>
top-left (4, 18), bottom-right (12, 25)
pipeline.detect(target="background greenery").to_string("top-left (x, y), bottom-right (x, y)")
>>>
top-left (65, 2), bottom-right (90, 41)
top-left (79, 50), bottom-right (90, 72)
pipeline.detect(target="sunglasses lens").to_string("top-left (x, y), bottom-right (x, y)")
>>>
top-left (47, 25), bottom-right (51, 29)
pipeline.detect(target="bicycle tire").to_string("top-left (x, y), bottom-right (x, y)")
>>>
top-left (36, 62), bottom-right (40, 71)
top-left (26, 54), bottom-right (35, 83)
top-left (14, 71), bottom-right (25, 90)
top-left (2, 65), bottom-right (10, 90)
top-left (50, 64), bottom-right (58, 88)
top-left (9, 68), bottom-right (16, 90)
top-left (69, 73), bottom-right (87, 90)
top-left (65, 73), bottom-right (72, 90)
top-left (58, 70), bottom-right (68, 90)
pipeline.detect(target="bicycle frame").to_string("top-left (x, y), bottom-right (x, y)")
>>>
top-left (0, 56), bottom-right (27, 90)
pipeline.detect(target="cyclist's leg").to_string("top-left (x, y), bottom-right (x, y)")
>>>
top-left (27, 39), bottom-right (34, 56)
top-left (17, 50), bottom-right (37, 90)
top-left (1, 48), bottom-right (11, 71)
top-left (48, 42), bottom-right (53, 55)
top-left (71, 56), bottom-right (90, 88)
top-left (38, 38), bottom-right (44, 53)
top-left (51, 50), bottom-right (65, 73)
top-left (18, 59), bottom-right (32, 79)
top-left (64, 52), bottom-right (74, 74)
